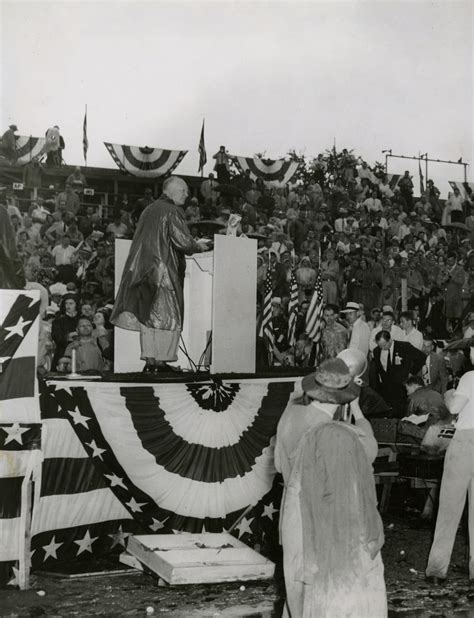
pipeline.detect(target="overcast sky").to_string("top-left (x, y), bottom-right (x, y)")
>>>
top-left (1, 1), bottom-right (472, 195)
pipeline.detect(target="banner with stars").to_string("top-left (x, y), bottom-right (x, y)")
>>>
top-left (0, 289), bottom-right (41, 588)
top-left (27, 378), bottom-right (299, 575)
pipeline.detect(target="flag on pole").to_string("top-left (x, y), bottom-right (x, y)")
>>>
top-left (198, 120), bottom-right (207, 175)
top-left (287, 270), bottom-right (298, 347)
top-left (305, 268), bottom-right (324, 358)
top-left (82, 106), bottom-right (88, 165)
top-left (259, 268), bottom-right (274, 352)
top-left (419, 157), bottom-right (425, 195)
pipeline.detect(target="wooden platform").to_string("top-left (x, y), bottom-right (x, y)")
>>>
top-left (127, 533), bottom-right (275, 586)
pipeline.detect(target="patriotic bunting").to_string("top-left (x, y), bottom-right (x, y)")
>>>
top-left (26, 378), bottom-right (297, 574)
top-left (0, 290), bottom-right (41, 589)
top-left (13, 136), bottom-right (47, 166)
top-left (104, 143), bottom-right (187, 178)
top-left (232, 156), bottom-right (300, 184)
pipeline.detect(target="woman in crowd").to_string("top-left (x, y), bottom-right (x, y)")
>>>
top-left (51, 293), bottom-right (79, 370)
top-left (93, 308), bottom-right (113, 369)
top-left (295, 256), bottom-right (316, 302)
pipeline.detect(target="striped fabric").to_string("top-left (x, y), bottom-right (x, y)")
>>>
top-left (305, 268), bottom-right (324, 349)
top-left (287, 270), bottom-right (298, 347)
top-left (198, 120), bottom-right (207, 174)
top-left (83, 107), bottom-right (88, 165)
top-left (104, 142), bottom-right (187, 178)
top-left (259, 268), bottom-right (274, 350)
top-left (232, 156), bottom-right (300, 185)
top-left (29, 378), bottom-right (296, 570)
top-left (0, 290), bottom-right (41, 588)
top-left (448, 181), bottom-right (474, 199)
top-left (14, 136), bottom-right (47, 166)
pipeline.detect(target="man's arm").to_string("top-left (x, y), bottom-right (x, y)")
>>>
top-left (350, 397), bottom-right (379, 463)
top-left (405, 342), bottom-right (426, 375)
top-left (436, 354), bottom-right (448, 394)
top-left (168, 209), bottom-right (200, 255)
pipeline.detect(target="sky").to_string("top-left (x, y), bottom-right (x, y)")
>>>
top-left (1, 1), bottom-right (472, 196)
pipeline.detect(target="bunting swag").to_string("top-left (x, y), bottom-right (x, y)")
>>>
top-left (232, 156), bottom-right (300, 185)
top-left (0, 290), bottom-right (41, 588)
top-left (14, 136), bottom-right (47, 166)
top-left (104, 143), bottom-right (187, 178)
top-left (31, 379), bottom-right (296, 570)
top-left (448, 181), bottom-right (474, 199)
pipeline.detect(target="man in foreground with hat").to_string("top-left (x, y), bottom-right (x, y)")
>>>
top-left (275, 358), bottom-right (386, 616)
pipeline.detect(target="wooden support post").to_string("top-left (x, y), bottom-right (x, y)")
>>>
top-left (18, 474), bottom-right (33, 590)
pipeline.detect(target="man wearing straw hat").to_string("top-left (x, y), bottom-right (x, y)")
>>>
top-left (275, 358), bottom-right (386, 616)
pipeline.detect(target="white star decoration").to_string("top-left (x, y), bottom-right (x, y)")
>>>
top-left (74, 530), bottom-right (98, 555)
top-left (108, 525), bottom-right (131, 548)
top-left (68, 408), bottom-right (91, 428)
top-left (43, 536), bottom-right (63, 560)
top-left (150, 517), bottom-right (168, 532)
top-left (7, 566), bottom-right (20, 586)
top-left (126, 497), bottom-right (146, 513)
top-left (262, 503), bottom-right (278, 521)
top-left (85, 439), bottom-right (106, 460)
top-left (4, 316), bottom-right (32, 340)
top-left (2, 423), bottom-right (29, 446)
top-left (105, 473), bottom-right (127, 490)
top-left (235, 516), bottom-right (254, 539)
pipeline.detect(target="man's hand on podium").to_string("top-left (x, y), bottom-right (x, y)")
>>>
top-left (196, 239), bottom-right (213, 252)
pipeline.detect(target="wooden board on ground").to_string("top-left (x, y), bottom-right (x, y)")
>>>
top-left (127, 533), bottom-right (275, 585)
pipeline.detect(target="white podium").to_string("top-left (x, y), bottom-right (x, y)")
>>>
top-left (114, 236), bottom-right (257, 374)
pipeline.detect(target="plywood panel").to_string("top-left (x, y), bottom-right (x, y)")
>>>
top-left (211, 236), bottom-right (257, 374)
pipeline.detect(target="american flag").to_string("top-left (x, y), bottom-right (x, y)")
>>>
top-left (198, 119), bottom-right (207, 175)
top-left (287, 270), bottom-right (298, 347)
top-left (0, 290), bottom-right (41, 589)
top-left (305, 268), bottom-right (324, 349)
top-left (419, 157), bottom-right (425, 195)
top-left (83, 105), bottom-right (88, 165)
top-left (259, 267), bottom-right (274, 350)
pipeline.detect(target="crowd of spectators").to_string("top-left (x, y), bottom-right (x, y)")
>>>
top-left (1, 147), bottom-right (473, 381)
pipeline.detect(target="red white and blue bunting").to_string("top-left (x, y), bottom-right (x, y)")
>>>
top-left (104, 143), bottom-right (187, 178)
top-left (25, 378), bottom-right (297, 575)
top-left (14, 136), bottom-right (47, 166)
top-left (0, 290), bottom-right (41, 588)
top-left (232, 156), bottom-right (300, 185)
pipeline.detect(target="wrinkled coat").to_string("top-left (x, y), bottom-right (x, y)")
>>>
top-left (111, 196), bottom-right (198, 332)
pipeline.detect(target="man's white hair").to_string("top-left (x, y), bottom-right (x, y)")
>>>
top-left (163, 176), bottom-right (187, 194)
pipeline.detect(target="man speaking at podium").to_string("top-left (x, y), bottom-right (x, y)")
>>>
top-left (111, 177), bottom-right (210, 373)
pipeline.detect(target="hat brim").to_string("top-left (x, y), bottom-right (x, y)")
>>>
top-left (301, 372), bottom-right (360, 404)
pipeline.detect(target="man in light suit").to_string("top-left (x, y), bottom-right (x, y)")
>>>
top-left (420, 336), bottom-right (448, 394)
top-left (370, 330), bottom-right (426, 417)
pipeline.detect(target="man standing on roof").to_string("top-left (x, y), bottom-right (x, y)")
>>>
top-left (111, 177), bottom-right (210, 373)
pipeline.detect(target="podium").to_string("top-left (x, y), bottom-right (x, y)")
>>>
top-left (114, 236), bottom-right (257, 373)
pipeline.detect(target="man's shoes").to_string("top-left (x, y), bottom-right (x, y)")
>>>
top-left (143, 364), bottom-right (154, 374)
top-left (425, 575), bottom-right (447, 585)
top-left (152, 363), bottom-right (180, 374)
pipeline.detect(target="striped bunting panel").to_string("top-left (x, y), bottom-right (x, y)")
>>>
top-left (232, 156), bottom-right (300, 184)
top-left (104, 143), bottom-right (187, 178)
top-left (14, 136), bottom-right (47, 166)
top-left (30, 379), bottom-right (297, 570)
top-left (0, 290), bottom-right (41, 588)
top-left (448, 181), bottom-right (474, 199)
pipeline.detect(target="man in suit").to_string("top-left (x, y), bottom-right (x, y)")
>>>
top-left (419, 288), bottom-right (446, 338)
top-left (420, 336), bottom-right (448, 394)
top-left (370, 330), bottom-right (426, 417)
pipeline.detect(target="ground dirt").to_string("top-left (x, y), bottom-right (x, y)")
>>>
top-left (1, 512), bottom-right (473, 617)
